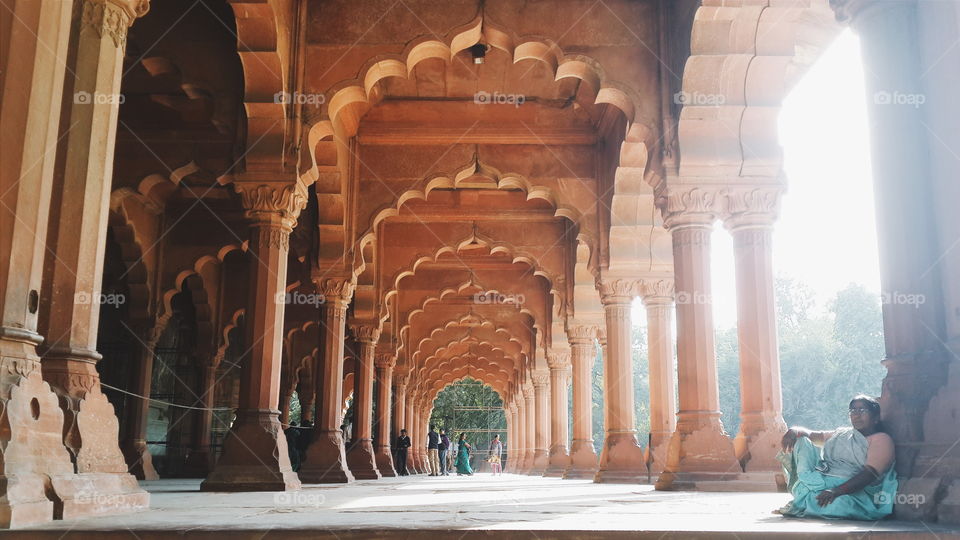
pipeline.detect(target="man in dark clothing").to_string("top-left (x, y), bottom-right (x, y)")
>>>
top-left (427, 425), bottom-right (440, 476)
top-left (438, 428), bottom-right (451, 476)
top-left (284, 421), bottom-right (301, 472)
top-left (395, 429), bottom-right (412, 476)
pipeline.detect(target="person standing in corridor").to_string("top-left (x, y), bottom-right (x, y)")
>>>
top-left (427, 424), bottom-right (441, 476)
top-left (438, 428), bottom-right (451, 476)
top-left (395, 429), bottom-right (412, 476)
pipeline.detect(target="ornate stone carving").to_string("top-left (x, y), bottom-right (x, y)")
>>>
top-left (350, 324), bottom-right (381, 345)
top-left (523, 383), bottom-right (535, 399)
top-left (77, 0), bottom-right (135, 49)
top-left (393, 374), bottom-right (408, 388)
top-left (234, 182), bottom-right (308, 227)
top-left (257, 226), bottom-right (290, 252)
top-left (596, 278), bottom-right (640, 304)
top-left (532, 370), bottom-right (550, 387)
top-left (567, 325), bottom-right (597, 344)
top-left (312, 277), bottom-right (355, 305)
top-left (662, 186), bottom-right (724, 228)
top-left (640, 278), bottom-right (675, 301)
top-left (375, 353), bottom-right (396, 369)
top-left (547, 351), bottom-right (571, 370)
top-left (722, 187), bottom-right (783, 228)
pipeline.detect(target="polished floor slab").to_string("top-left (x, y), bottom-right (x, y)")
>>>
top-left (9, 474), bottom-right (959, 539)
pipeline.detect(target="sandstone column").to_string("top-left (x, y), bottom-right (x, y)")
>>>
top-left (405, 392), bottom-right (418, 472)
top-left (392, 373), bottom-right (407, 462)
top-left (514, 395), bottom-right (528, 473)
top-left (595, 278), bottom-right (646, 483)
top-left (564, 325), bottom-right (599, 478)
top-left (375, 353), bottom-right (398, 476)
top-left (0, 0), bottom-right (78, 526)
top-left (345, 325), bottom-right (381, 479)
top-left (38, 0), bottom-right (154, 514)
top-left (300, 277), bottom-right (355, 483)
top-left (656, 191), bottom-right (740, 490)
top-left (122, 331), bottom-right (159, 480)
top-left (201, 181), bottom-right (306, 491)
top-left (184, 363), bottom-right (218, 476)
top-left (724, 191), bottom-right (787, 474)
top-left (530, 370), bottom-right (551, 474)
top-left (522, 383), bottom-right (536, 474)
top-left (640, 280), bottom-right (677, 475)
top-left (544, 352), bottom-right (571, 476)
top-left (505, 402), bottom-right (515, 471)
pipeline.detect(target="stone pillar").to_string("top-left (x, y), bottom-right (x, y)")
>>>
top-left (404, 392), bottom-right (417, 473)
top-left (201, 181), bottom-right (306, 492)
top-left (184, 363), bottom-right (217, 476)
top-left (522, 383), bottom-right (536, 474)
top-left (564, 326), bottom-right (599, 479)
top-left (504, 402), bottom-right (514, 471)
top-left (121, 332), bottom-right (158, 480)
top-left (392, 373), bottom-right (407, 447)
top-left (345, 325), bottom-right (381, 479)
top-left (36, 0), bottom-right (153, 515)
top-left (544, 354), bottom-right (571, 477)
top-left (595, 278), bottom-right (646, 483)
top-left (724, 193), bottom-right (787, 474)
top-left (657, 194), bottom-right (740, 490)
top-left (530, 370), bottom-right (551, 475)
top-left (513, 396), bottom-right (527, 473)
top-left (412, 402), bottom-right (424, 473)
top-left (300, 277), bottom-right (355, 483)
top-left (375, 354), bottom-right (397, 477)
top-left (0, 0), bottom-right (80, 526)
top-left (640, 281), bottom-right (677, 475)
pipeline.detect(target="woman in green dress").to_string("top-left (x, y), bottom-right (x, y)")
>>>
top-left (455, 433), bottom-right (473, 476)
top-left (777, 394), bottom-right (898, 520)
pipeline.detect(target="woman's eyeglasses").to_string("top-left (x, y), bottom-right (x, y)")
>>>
top-left (849, 407), bottom-right (872, 416)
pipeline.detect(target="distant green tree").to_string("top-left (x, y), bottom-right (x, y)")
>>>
top-left (429, 378), bottom-right (505, 453)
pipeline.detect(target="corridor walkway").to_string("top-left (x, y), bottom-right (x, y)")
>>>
top-left (11, 475), bottom-right (956, 539)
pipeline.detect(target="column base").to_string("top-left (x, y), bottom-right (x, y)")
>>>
top-left (345, 439), bottom-right (381, 480)
top-left (0, 474), bottom-right (55, 529)
top-left (529, 450), bottom-right (549, 475)
top-left (734, 421), bottom-right (788, 472)
top-left (201, 409), bottom-right (301, 491)
top-left (50, 472), bottom-right (150, 519)
top-left (655, 470), bottom-right (783, 492)
top-left (654, 419), bottom-right (742, 490)
top-left (0, 334), bottom-right (84, 527)
top-left (122, 440), bottom-right (159, 481)
top-left (645, 431), bottom-right (672, 475)
top-left (375, 448), bottom-right (397, 477)
top-left (563, 440), bottom-right (599, 479)
top-left (543, 446), bottom-right (570, 477)
top-left (595, 431), bottom-right (647, 483)
top-left (299, 431), bottom-right (354, 483)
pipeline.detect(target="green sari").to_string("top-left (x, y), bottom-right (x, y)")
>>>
top-left (777, 427), bottom-right (898, 520)
top-left (455, 440), bottom-right (473, 474)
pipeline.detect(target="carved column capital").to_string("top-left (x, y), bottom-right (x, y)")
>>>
top-left (374, 352), bottom-right (396, 370)
top-left (522, 382), bottom-right (535, 399)
top-left (597, 278), bottom-right (640, 306)
top-left (640, 278), bottom-right (675, 306)
top-left (76, 0), bottom-right (150, 49)
top-left (312, 276), bottom-right (355, 307)
top-left (233, 180), bottom-right (308, 230)
top-left (547, 351), bottom-right (571, 371)
top-left (531, 370), bottom-right (550, 388)
top-left (661, 186), bottom-right (723, 230)
top-left (722, 186), bottom-right (783, 231)
top-left (350, 324), bottom-right (381, 345)
top-left (567, 324), bottom-right (597, 345)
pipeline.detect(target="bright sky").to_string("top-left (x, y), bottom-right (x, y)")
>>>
top-left (635, 30), bottom-right (880, 330)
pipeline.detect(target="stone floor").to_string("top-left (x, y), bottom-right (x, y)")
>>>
top-left (10, 474), bottom-right (959, 539)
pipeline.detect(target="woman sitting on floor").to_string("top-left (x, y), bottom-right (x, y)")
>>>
top-left (777, 394), bottom-right (898, 520)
